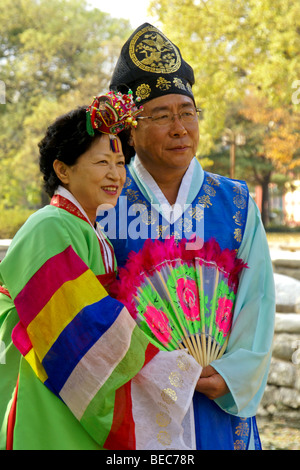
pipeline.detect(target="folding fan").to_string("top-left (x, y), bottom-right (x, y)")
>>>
top-left (113, 237), bottom-right (247, 367)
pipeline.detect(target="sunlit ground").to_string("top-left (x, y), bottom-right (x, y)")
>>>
top-left (258, 417), bottom-right (300, 450)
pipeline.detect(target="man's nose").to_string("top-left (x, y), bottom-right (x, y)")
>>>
top-left (169, 115), bottom-right (188, 135)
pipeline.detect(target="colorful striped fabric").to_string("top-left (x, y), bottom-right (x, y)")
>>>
top-left (1, 201), bottom-right (201, 449)
top-left (9, 242), bottom-right (162, 448)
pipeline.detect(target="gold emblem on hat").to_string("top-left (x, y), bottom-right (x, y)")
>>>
top-left (173, 77), bottom-right (186, 90)
top-left (156, 77), bottom-right (171, 90)
top-left (129, 25), bottom-right (181, 73)
top-left (136, 83), bottom-right (151, 100)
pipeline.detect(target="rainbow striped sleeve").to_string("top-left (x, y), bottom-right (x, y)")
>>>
top-left (10, 244), bottom-right (159, 448)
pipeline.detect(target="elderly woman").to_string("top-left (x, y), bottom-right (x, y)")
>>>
top-left (0, 92), bottom-right (201, 450)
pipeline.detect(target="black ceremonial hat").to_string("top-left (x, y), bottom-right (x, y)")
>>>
top-left (110, 23), bottom-right (195, 105)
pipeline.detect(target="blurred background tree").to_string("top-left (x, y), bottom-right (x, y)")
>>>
top-left (0, 0), bottom-right (300, 233)
top-left (0, 0), bottom-right (131, 213)
top-left (149, 0), bottom-right (300, 225)
top-left (208, 93), bottom-right (300, 224)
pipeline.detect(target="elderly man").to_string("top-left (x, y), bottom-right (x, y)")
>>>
top-left (98, 23), bottom-right (275, 450)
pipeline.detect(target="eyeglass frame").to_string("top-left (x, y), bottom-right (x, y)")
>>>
top-left (136, 107), bottom-right (202, 126)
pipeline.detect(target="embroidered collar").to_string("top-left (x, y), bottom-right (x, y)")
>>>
top-left (51, 186), bottom-right (115, 273)
top-left (128, 155), bottom-right (204, 224)
top-left (51, 193), bottom-right (87, 224)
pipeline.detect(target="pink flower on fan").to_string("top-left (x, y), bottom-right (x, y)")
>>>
top-left (215, 297), bottom-right (233, 336)
top-left (144, 306), bottom-right (172, 345)
top-left (176, 278), bottom-right (200, 321)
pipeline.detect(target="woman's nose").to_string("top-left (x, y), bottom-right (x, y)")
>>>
top-left (107, 164), bottom-right (120, 179)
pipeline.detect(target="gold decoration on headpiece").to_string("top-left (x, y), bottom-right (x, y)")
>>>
top-left (129, 25), bottom-right (181, 74)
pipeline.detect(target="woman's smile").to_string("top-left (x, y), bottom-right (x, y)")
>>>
top-left (101, 185), bottom-right (119, 195)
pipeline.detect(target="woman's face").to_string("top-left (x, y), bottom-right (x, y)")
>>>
top-left (56, 134), bottom-right (126, 224)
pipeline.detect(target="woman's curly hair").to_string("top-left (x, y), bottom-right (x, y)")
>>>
top-left (39, 106), bottom-right (135, 197)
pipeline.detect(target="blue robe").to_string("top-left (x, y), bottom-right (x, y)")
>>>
top-left (97, 156), bottom-right (275, 450)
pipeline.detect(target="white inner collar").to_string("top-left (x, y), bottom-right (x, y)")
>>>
top-left (132, 155), bottom-right (195, 224)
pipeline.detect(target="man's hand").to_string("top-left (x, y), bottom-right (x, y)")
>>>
top-left (195, 365), bottom-right (229, 400)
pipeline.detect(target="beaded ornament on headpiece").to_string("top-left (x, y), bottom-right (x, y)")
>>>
top-left (86, 90), bottom-right (143, 152)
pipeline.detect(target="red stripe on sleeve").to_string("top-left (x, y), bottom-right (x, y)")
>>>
top-left (6, 376), bottom-right (19, 450)
top-left (143, 342), bottom-right (159, 366)
top-left (14, 245), bottom-right (88, 328)
top-left (103, 381), bottom-right (136, 450)
top-left (103, 343), bottom-right (159, 450)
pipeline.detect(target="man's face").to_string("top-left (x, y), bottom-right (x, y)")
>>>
top-left (130, 94), bottom-right (200, 177)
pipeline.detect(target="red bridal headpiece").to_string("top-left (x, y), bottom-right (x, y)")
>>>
top-left (86, 90), bottom-right (143, 151)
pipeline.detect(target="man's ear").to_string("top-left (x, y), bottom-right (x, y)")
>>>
top-left (53, 159), bottom-right (70, 184)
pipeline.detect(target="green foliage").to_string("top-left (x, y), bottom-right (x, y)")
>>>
top-left (150, 0), bottom-right (300, 227)
top-left (0, 0), bottom-right (133, 212)
top-left (149, 0), bottom-right (300, 155)
top-left (0, 208), bottom-right (35, 238)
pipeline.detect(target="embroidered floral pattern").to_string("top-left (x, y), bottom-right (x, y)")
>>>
top-left (235, 419), bottom-right (250, 438)
top-left (140, 205), bottom-right (158, 225)
top-left (177, 218), bottom-right (193, 233)
top-left (203, 184), bottom-right (216, 197)
top-left (112, 169), bottom-right (248, 260)
top-left (198, 195), bottom-right (212, 208)
top-left (200, 172), bottom-right (248, 249)
top-left (156, 225), bottom-right (169, 237)
top-left (234, 440), bottom-right (247, 450)
top-left (233, 418), bottom-right (250, 450)
top-left (125, 188), bottom-right (140, 202)
top-left (206, 175), bottom-right (220, 186)
top-left (233, 183), bottom-right (248, 196)
top-left (188, 206), bottom-right (204, 222)
top-left (234, 228), bottom-right (242, 243)
top-left (233, 211), bottom-right (243, 226)
top-left (123, 176), bottom-right (132, 188)
top-left (233, 195), bottom-right (247, 209)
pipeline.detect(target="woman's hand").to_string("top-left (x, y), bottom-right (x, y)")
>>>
top-left (195, 365), bottom-right (229, 400)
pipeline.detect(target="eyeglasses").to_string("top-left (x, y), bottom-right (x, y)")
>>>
top-left (137, 108), bottom-right (202, 126)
